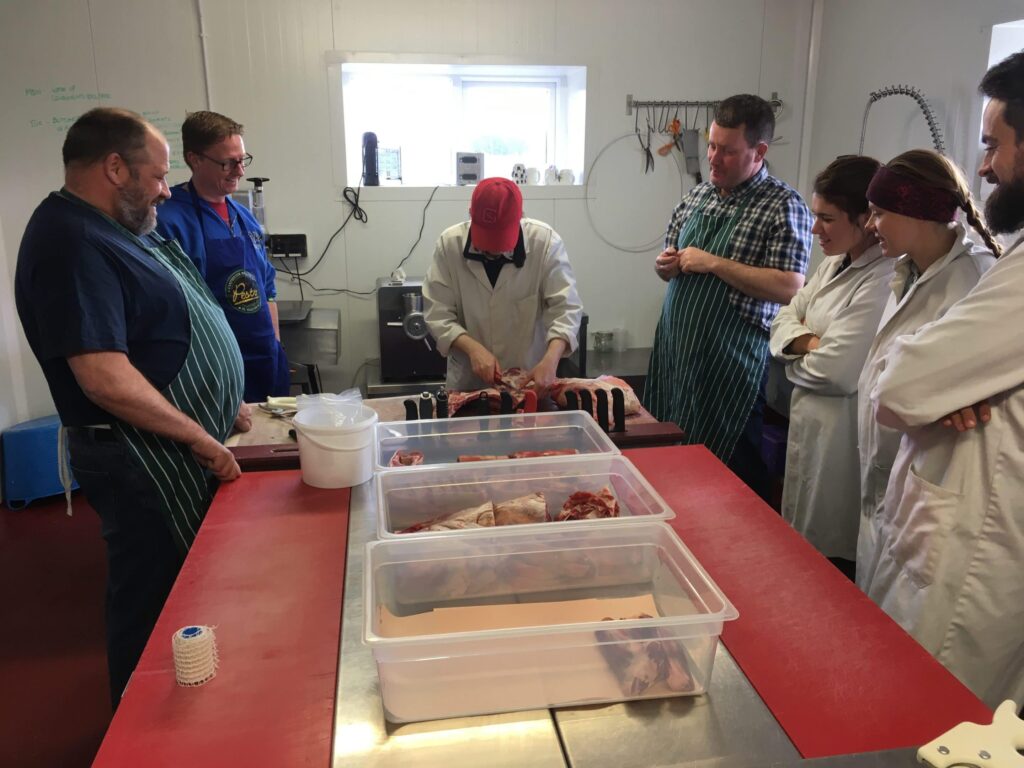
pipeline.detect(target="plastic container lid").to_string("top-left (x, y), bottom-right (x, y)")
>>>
top-left (293, 404), bottom-right (376, 432)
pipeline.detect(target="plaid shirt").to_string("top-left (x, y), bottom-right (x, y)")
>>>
top-left (665, 165), bottom-right (812, 331)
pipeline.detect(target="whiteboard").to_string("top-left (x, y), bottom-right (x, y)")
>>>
top-left (0, 0), bottom-right (207, 421)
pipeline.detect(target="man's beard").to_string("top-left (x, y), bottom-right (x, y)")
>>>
top-left (985, 169), bottom-right (1024, 236)
top-left (117, 180), bottom-right (158, 235)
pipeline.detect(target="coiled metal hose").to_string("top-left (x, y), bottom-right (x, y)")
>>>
top-left (859, 84), bottom-right (946, 155)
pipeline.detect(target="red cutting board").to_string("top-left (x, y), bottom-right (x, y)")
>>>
top-left (92, 472), bottom-right (351, 768)
top-left (626, 446), bottom-right (991, 759)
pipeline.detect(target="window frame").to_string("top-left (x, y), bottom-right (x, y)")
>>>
top-left (327, 55), bottom-right (586, 190)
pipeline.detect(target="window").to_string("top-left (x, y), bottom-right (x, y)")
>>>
top-left (336, 61), bottom-right (586, 187)
top-left (978, 20), bottom-right (1024, 203)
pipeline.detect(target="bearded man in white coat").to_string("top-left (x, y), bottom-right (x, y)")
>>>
top-left (423, 177), bottom-right (583, 392)
top-left (868, 50), bottom-right (1024, 708)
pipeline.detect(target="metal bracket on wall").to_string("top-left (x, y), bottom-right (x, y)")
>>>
top-left (626, 92), bottom-right (784, 121)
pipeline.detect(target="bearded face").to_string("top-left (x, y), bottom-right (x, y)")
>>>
top-left (116, 166), bottom-right (161, 235)
top-left (980, 99), bottom-right (1024, 235)
top-left (984, 154), bottom-right (1024, 235)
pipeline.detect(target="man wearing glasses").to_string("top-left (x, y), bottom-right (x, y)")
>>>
top-left (157, 110), bottom-right (289, 403)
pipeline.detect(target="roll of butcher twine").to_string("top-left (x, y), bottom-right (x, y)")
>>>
top-left (172, 625), bottom-right (219, 686)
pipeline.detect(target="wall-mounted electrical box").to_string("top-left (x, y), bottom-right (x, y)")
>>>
top-left (267, 234), bottom-right (308, 259)
top-left (456, 152), bottom-right (484, 185)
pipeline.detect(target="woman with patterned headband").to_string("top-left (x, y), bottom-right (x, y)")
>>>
top-left (861, 54), bottom-right (1024, 707)
top-left (855, 149), bottom-right (999, 589)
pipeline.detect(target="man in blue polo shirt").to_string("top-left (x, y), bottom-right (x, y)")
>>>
top-left (15, 107), bottom-right (245, 707)
top-left (156, 110), bottom-right (289, 403)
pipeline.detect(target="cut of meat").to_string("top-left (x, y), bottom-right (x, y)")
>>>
top-left (549, 376), bottom-right (641, 422)
top-left (446, 369), bottom-right (640, 428)
top-left (397, 501), bottom-right (495, 533)
top-left (457, 449), bottom-right (578, 462)
top-left (388, 449), bottom-right (424, 467)
top-left (595, 614), bottom-right (695, 696)
top-left (446, 368), bottom-right (532, 417)
top-left (395, 487), bottom-right (618, 535)
top-left (493, 492), bottom-right (549, 526)
top-left (508, 449), bottom-right (578, 459)
top-left (557, 486), bottom-right (619, 521)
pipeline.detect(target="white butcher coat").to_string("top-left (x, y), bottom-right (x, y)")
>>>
top-left (864, 232), bottom-right (1022, 708)
top-left (422, 218), bottom-right (583, 391)
top-left (856, 225), bottom-right (994, 579)
top-left (770, 244), bottom-right (892, 560)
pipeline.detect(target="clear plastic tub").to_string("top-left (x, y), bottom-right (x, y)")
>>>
top-left (364, 522), bottom-right (738, 722)
top-left (376, 454), bottom-right (674, 538)
top-left (374, 411), bottom-right (619, 471)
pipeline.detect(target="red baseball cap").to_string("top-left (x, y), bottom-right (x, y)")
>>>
top-left (469, 177), bottom-right (523, 253)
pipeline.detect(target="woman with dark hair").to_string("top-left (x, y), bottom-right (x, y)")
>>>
top-left (770, 155), bottom-right (891, 572)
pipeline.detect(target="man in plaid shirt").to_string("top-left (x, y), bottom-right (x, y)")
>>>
top-left (645, 94), bottom-right (812, 502)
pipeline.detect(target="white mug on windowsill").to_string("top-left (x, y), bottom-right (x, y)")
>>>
top-left (558, 169), bottom-right (575, 185)
top-left (526, 167), bottom-right (540, 184)
top-left (544, 165), bottom-right (559, 185)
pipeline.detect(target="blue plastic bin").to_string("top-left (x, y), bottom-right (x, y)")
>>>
top-left (2, 415), bottom-right (77, 509)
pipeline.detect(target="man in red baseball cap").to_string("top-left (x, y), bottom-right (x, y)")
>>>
top-left (423, 177), bottom-right (582, 391)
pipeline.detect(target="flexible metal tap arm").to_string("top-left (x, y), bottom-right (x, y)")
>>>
top-left (859, 84), bottom-right (946, 155)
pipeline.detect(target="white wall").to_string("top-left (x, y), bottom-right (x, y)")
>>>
top-left (990, 20), bottom-right (1024, 65)
top-left (805, 0), bottom-right (1024, 250)
top-left (0, 0), bottom-right (206, 432)
top-left (0, 0), bottom-right (816, 423)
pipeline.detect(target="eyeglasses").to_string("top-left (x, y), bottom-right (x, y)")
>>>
top-left (199, 152), bottom-right (254, 172)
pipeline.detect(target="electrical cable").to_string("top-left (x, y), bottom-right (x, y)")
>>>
top-left (393, 185), bottom-right (440, 274)
top-left (273, 183), bottom-right (437, 297)
top-left (349, 357), bottom-right (380, 390)
top-left (584, 132), bottom-right (688, 253)
top-left (272, 177), bottom-right (371, 295)
top-left (293, 183), bottom-right (367, 276)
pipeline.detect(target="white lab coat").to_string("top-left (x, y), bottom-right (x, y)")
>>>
top-left (856, 225), bottom-right (994, 578)
top-left (422, 218), bottom-right (583, 391)
top-left (770, 244), bottom-right (892, 559)
top-left (864, 232), bottom-right (1022, 708)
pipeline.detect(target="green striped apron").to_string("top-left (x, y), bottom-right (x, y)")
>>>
top-left (644, 197), bottom-right (767, 462)
top-left (59, 192), bottom-right (244, 553)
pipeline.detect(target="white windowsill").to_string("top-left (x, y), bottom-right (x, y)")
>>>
top-left (337, 185), bottom-right (591, 202)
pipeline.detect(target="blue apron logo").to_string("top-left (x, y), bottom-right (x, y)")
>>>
top-left (225, 269), bottom-right (262, 314)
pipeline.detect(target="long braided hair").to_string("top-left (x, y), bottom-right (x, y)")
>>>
top-left (885, 149), bottom-right (1003, 257)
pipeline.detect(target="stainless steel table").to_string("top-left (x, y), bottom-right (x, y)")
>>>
top-left (332, 481), bottom-right (566, 768)
top-left (333, 483), bottom-right (922, 768)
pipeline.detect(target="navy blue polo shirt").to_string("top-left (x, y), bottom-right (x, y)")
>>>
top-left (15, 192), bottom-right (190, 426)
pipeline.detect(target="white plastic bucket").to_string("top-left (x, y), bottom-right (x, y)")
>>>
top-left (292, 405), bottom-right (379, 488)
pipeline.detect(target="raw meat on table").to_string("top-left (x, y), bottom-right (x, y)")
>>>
top-left (388, 449), bottom-right (424, 467)
top-left (549, 376), bottom-right (641, 419)
top-left (508, 449), bottom-right (578, 459)
top-left (493, 492), bottom-right (549, 526)
top-left (596, 614), bottom-right (694, 696)
top-left (396, 487), bottom-right (620, 534)
top-left (557, 486), bottom-right (619, 521)
top-left (457, 449), bottom-right (578, 462)
top-left (398, 501), bottom-right (495, 534)
top-left (445, 368), bottom-right (640, 425)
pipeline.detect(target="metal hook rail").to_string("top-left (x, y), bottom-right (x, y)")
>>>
top-left (626, 93), bottom-right (784, 129)
top-left (859, 84), bottom-right (946, 154)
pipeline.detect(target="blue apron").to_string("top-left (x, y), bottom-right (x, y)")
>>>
top-left (189, 183), bottom-right (290, 403)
